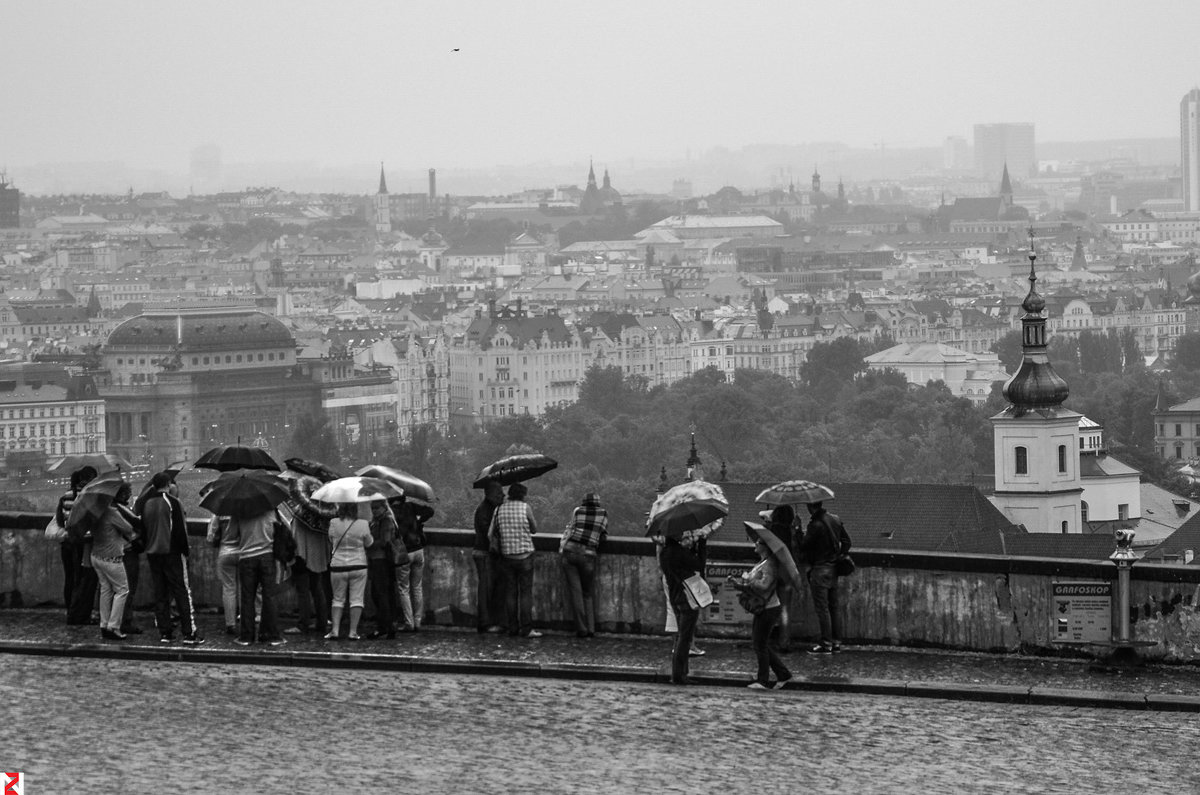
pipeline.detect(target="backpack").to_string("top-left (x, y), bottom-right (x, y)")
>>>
top-left (272, 518), bottom-right (297, 563)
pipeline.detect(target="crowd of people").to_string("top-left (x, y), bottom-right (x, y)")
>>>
top-left (54, 465), bottom-right (850, 690)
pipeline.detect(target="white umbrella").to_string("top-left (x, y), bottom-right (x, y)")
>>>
top-left (311, 476), bottom-right (403, 504)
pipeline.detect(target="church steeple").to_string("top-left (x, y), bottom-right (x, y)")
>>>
top-left (587, 159), bottom-right (597, 189)
top-left (378, 162), bottom-right (388, 195)
top-left (1000, 162), bottom-right (1013, 205)
top-left (602, 168), bottom-right (611, 190)
top-left (1001, 230), bottom-right (1069, 411)
top-left (811, 165), bottom-right (821, 193)
top-left (1069, 236), bottom-right (1088, 271)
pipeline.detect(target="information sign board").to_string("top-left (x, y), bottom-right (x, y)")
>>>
top-left (704, 562), bottom-right (757, 624)
top-left (1052, 581), bottom-right (1112, 644)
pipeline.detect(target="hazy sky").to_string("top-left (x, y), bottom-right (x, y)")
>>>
top-left (3, 1), bottom-right (1198, 178)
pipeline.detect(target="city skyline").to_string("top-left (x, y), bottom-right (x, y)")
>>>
top-left (3, 1), bottom-right (1199, 193)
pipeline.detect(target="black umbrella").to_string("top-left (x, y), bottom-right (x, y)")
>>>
top-left (472, 453), bottom-right (557, 488)
top-left (200, 469), bottom-right (290, 518)
top-left (65, 475), bottom-right (127, 531)
top-left (285, 457), bottom-right (345, 483)
top-left (195, 444), bottom-right (281, 472)
top-left (644, 498), bottom-right (728, 540)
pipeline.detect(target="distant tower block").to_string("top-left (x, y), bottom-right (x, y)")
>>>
top-left (428, 168), bottom-right (437, 200)
top-left (1183, 89), bottom-right (1200, 212)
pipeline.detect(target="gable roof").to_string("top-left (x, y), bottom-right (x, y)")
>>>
top-left (710, 481), bottom-right (1017, 554)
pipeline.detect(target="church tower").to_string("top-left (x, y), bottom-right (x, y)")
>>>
top-left (999, 162), bottom-right (1013, 209)
top-left (811, 165), bottom-right (821, 194)
top-left (990, 232), bottom-right (1082, 534)
top-left (374, 162), bottom-right (391, 235)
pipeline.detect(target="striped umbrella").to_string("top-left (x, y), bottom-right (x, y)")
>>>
top-left (754, 479), bottom-right (835, 506)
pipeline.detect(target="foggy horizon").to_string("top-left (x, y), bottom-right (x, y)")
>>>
top-left (4, 1), bottom-right (1199, 194)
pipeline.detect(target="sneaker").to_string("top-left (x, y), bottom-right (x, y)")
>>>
top-left (747, 682), bottom-right (770, 690)
top-left (323, 631), bottom-right (339, 640)
top-left (347, 633), bottom-right (362, 641)
top-left (101, 628), bottom-right (121, 641)
top-left (522, 630), bottom-right (544, 638)
top-left (159, 635), bottom-right (175, 644)
top-left (773, 676), bottom-right (794, 690)
top-left (807, 644), bottom-right (833, 654)
top-left (233, 638), bottom-right (251, 646)
top-left (120, 625), bottom-right (143, 635)
top-left (688, 646), bottom-right (706, 658)
top-left (268, 638), bottom-right (287, 647)
top-left (182, 634), bottom-right (205, 646)
top-left (831, 644), bottom-right (843, 653)
top-left (283, 627), bottom-right (304, 635)
top-left (485, 625), bottom-right (505, 634)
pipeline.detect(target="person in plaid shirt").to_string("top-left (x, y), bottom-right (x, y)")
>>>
top-left (489, 483), bottom-right (541, 637)
top-left (559, 493), bottom-right (607, 638)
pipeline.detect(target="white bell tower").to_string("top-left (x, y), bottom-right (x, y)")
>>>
top-left (991, 232), bottom-right (1082, 534)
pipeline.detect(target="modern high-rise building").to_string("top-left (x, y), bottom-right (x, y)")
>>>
top-left (943, 136), bottom-right (969, 171)
top-left (1182, 88), bottom-right (1200, 212)
top-left (0, 172), bottom-right (19, 229)
top-left (973, 123), bottom-right (1036, 182)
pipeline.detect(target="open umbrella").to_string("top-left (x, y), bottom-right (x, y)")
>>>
top-left (285, 457), bottom-right (346, 483)
top-left (312, 476), bottom-right (404, 504)
top-left (65, 475), bottom-right (127, 530)
top-left (356, 464), bottom-right (436, 507)
top-left (200, 469), bottom-right (290, 518)
top-left (47, 453), bottom-right (134, 477)
top-left (472, 453), bottom-right (557, 488)
top-left (755, 479), bottom-right (836, 506)
top-left (744, 521), bottom-right (804, 590)
top-left (195, 444), bottom-right (281, 473)
top-left (645, 480), bottom-right (729, 540)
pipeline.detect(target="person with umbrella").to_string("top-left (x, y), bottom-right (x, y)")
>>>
top-left (658, 533), bottom-right (704, 686)
top-left (800, 499), bottom-right (852, 654)
top-left (56, 466), bottom-right (98, 625)
top-left (761, 505), bottom-right (796, 651)
top-left (90, 481), bottom-right (139, 641)
top-left (200, 470), bottom-right (292, 647)
top-left (728, 523), bottom-right (797, 690)
top-left (472, 481), bottom-right (506, 634)
top-left (142, 471), bottom-right (203, 644)
top-left (325, 502), bottom-right (374, 641)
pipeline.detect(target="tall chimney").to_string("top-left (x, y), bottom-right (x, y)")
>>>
top-left (428, 168), bottom-right (437, 201)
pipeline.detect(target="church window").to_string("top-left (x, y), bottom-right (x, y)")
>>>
top-left (1176, 424), bottom-right (1182, 436)
top-left (1061, 521), bottom-right (1069, 534)
top-left (1176, 445), bottom-right (1184, 459)
top-left (268, 353), bottom-right (275, 361)
top-left (1057, 445), bottom-right (1067, 473)
top-left (1080, 502), bottom-right (1089, 522)
top-left (1118, 504), bottom-right (1129, 521)
top-left (1015, 446), bottom-right (1028, 475)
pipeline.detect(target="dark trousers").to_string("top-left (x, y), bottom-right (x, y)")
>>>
top-left (148, 553), bottom-right (196, 638)
top-left (62, 542), bottom-right (97, 623)
top-left (671, 605), bottom-right (699, 684)
top-left (238, 553), bottom-right (279, 643)
top-left (291, 557), bottom-right (329, 634)
top-left (367, 558), bottom-right (395, 634)
top-left (499, 554), bottom-right (534, 635)
top-left (808, 565), bottom-right (841, 647)
top-left (473, 550), bottom-right (505, 630)
top-left (560, 550), bottom-right (597, 635)
top-left (120, 551), bottom-right (141, 631)
top-left (751, 605), bottom-right (791, 686)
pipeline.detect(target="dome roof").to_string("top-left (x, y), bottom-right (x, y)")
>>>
top-left (1002, 358), bottom-right (1069, 408)
top-left (1022, 288), bottom-right (1045, 314)
top-left (105, 311), bottom-right (294, 351)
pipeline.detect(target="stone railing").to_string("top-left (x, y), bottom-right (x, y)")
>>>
top-left (4, 513), bottom-right (1200, 661)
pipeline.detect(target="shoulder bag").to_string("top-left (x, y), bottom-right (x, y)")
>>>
top-left (824, 515), bottom-right (855, 577)
top-left (682, 573), bottom-right (714, 609)
top-left (44, 515), bottom-right (68, 543)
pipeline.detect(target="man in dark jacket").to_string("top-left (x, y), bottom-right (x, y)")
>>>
top-left (800, 501), bottom-right (851, 654)
top-left (472, 481), bottom-right (506, 633)
top-left (142, 472), bottom-right (203, 644)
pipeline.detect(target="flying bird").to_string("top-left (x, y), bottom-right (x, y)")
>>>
top-left (451, 48), bottom-right (460, 52)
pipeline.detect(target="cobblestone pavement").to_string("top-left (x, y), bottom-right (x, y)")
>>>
top-left (2, 655), bottom-right (1197, 795)
top-left (2, 608), bottom-right (1199, 699)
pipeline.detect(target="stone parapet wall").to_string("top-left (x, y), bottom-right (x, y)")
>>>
top-left (4, 514), bottom-right (1200, 661)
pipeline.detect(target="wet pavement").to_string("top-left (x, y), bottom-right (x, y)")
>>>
top-left (3, 655), bottom-right (1198, 794)
top-left (2, 608), bottom-right (1199, 710)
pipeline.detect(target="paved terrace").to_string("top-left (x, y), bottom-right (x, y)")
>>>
top-left (2, 609), bottom-right (1198, 712)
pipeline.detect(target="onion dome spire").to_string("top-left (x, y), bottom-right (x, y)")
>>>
top-left (1002, 229), bottom-right (1069, 410)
